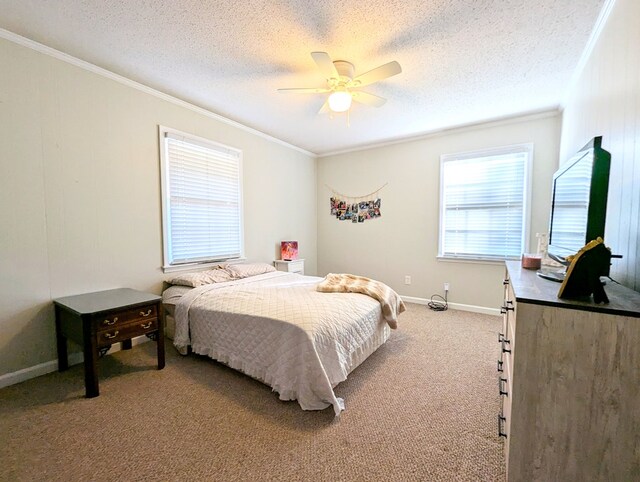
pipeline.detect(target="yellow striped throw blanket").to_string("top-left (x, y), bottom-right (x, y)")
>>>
top-left (317, 273), bottom-right (406, 328)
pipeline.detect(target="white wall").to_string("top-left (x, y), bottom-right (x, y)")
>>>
top-left (317, 113), bottom-right (561, 310)
top-left (560, 0), bottom-right (640, 291)
top-left (0, 38), bottom-right (317, 377)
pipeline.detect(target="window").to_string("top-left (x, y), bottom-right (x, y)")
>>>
top-left (159, 126), bottom-right (243, 271)
top-left (439, 144), bottom-right (532, 261)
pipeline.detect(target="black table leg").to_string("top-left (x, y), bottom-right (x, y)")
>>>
top-left (54, 305), bottom-right (68, 371)
top-left (157, 303), bottom-right (165, 370)
top-left (82, 316), bottom-right (99, 398)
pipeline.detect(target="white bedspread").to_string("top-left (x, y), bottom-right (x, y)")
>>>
top-left (173, 271), bottom-right (389, 415)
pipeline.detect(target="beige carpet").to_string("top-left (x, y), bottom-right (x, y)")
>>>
top-left (0, 303), bottom-right (505, 481)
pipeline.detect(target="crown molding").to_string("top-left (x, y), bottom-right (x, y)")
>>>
top-left (0, 28), bottom-right (317, 158)
top-left (318, 108), bottom-right (561, 158)
top-left (560, 0), bottom-right (617, 109)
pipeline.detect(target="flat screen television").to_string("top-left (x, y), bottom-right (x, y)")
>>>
top-left (546, 136), bottom-right (611, 268)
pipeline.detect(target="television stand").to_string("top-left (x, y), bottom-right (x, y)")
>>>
top-left (536, 269), bottom-right (565, 283)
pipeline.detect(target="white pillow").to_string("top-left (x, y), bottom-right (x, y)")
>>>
top-left (167, 268), bottom-right (233, 287)
top-left (225, 262), bottom-right (276, 279)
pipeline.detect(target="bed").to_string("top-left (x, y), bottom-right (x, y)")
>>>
top-left (162, 264), bottom-right (403, 415)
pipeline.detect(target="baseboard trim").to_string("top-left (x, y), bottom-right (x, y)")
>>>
top-left (401, 295), bottom-right (500, 316)
top-left (0, 336), bottom-right (150, 389)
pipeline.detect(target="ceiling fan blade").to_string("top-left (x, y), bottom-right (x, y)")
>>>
top-left (311, 51), bottom-right (339, 80)
top-left (278, 87), bottom-right (331, 94)
top-left (352, 61), bottom-right (402, 87)
top-left (318, 100), bottom-right (331, 114)
top-left (351, 91), bottom-right (387, 107)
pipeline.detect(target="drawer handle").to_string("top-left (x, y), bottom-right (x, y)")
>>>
top-left (501, 304), bottom-right (514, 313)
top-left (498, 333), bottom-right (510, 344)
top-left (498, 414), bottom-right (507, 438)
top-left (103, 317), bottom-right (118, 326)
top-left (104, 330), bottom-right (120, 339)
top-left (503, 279), bottom-right (509, 286)
top-left (499, 377), bottom-right (509, 396)
top-left (140, 309), bottom-right (152, 317)
top-left (497, 360), bottom-right (504, 373)
top-left (502, 340), bottom-right (512, 354)
top-left (141, 322), bottom-right (152, 329)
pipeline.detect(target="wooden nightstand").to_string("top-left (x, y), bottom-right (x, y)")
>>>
top-left (53, 288), bottom-right (165, 398)
top-left (274, 259), bottom-right (305, 275)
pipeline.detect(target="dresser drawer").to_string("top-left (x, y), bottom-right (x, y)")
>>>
top-left (503, 352), bottom-right (512, 394)
top-left (501, 273), bottom-right (516, 348)
top-left (500, 385), bottom-right (513, 473)
top-left (97, 318), bottom-right (158, 347)
top-left (95, 304), bottom-right (158, 330)
top-left (506, 284), bottom-right (517, 341)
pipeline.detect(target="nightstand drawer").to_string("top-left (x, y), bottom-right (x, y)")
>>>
top-left (97, 318), bottom-right (158, 347)
top-left (95, 304), bottom-right (158, 329)
top-left (287, 261), bottom-right (304, 273)
top-left (274, 259), bottom-right (305, 275)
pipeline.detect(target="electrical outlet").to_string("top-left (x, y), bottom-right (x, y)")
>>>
top-left (444, 282), bottom-right (450, 292)
top-left (405, 275), bottom-right (411, 285)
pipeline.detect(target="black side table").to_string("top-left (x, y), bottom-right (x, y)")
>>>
top-left (53, 288), bottom-right (165, 397)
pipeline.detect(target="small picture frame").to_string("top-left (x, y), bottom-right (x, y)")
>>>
top-left (281, 241), bottom-right (298, 261)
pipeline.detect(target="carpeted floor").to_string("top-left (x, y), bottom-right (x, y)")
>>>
top-left (0, 303), bottom-right (505, 481)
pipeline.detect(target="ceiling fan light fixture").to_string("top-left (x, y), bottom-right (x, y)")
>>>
top-left (328, 91), bottom-right (352, 112)
top-left (279, 52), bottom-right (401, 117)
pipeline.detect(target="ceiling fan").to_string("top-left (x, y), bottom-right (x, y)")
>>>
top-left (278, 52), bottom-right (402, 114)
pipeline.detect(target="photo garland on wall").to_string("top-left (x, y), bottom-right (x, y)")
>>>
top-left (327, 183), bottom-right (387, 224)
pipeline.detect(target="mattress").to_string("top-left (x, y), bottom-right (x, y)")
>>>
top-left (171, 271), bottom-right (390, 414)
top-left (162, 285), bottom-right (191, 339)
top-left (162, 284), bottom-right (192, 316)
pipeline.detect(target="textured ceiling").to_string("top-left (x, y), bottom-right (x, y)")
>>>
top-left (0, 0), bottom-right (605, 155)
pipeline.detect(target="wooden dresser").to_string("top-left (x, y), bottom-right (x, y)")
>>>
top-left (499, 261), bottom-right (640, 481)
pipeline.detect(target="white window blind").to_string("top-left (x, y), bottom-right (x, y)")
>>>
top-left (160, 128), bottom-right (243, 269)
top-left (439, 145), bottom-right (532, 261)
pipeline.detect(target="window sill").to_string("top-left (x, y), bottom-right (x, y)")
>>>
top-left (436, 255), bottom-right (519, 266)
top-left (162, 257), bottom-right (246, 274)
